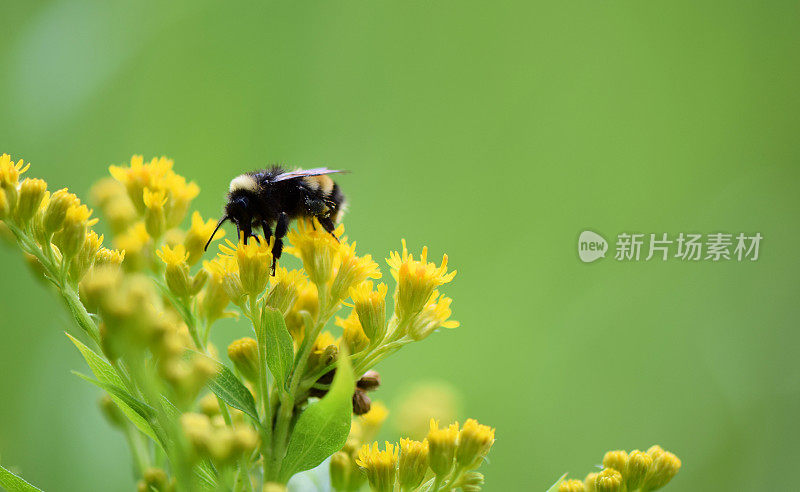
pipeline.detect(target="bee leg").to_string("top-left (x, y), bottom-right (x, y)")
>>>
top-left (270, 212), bottom-right (289, 275)
top-left (317, 216), bottom-right (339, 242)
top-left (261, 220), bottom-right (273, 242)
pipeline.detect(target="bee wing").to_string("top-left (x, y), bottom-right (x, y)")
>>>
top-left (272, 167), bottom-right (348, 182)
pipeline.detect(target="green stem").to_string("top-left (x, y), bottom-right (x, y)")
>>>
top-left (123, 425), bottom-right (151, 476)
top-left (249, 295), bottom-right (273, 485)
top-left (267, 283), bottom-right (335, 481)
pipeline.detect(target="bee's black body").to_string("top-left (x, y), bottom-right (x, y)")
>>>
top-left (205, 166), bottom-right (346, 272)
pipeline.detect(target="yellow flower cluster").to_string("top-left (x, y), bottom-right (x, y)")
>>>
top-left (0, 154), bottom-right (125, 290)
top-left (180, 412), bottom-right (258, 464)
top-left (559, 445), bottom-right (681, 492)
top-left (354, 418), bottom-right (494, 492)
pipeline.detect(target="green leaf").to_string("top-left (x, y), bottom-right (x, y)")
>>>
top-left (193, 461), bottom-right (218, 490)
top-left (545, 473), bottom-right (568, 492)
top-left (66, 333), bottom-right (161, 445)
top-left (279, 351), bottom-right (355, 481)
top-left (72, 371), bottom-right (157, 424)
top-left (0, 463), bottom-right (43, 492)
top-left (261, 306), bottom-right (294, 390)
top-left (198, 353), bottom-right (261, 425)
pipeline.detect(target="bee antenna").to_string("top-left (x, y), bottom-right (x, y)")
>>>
top-left (204, 215), bottom-right (229, 251)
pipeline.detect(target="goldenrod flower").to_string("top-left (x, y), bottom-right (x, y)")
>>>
top-left (456, 418), bottom-right (495, 470)
top-left (356, 441), bottom-right (398, 492)
top-left (143, 188), bottom-right (168, 238)
top-left (330, 241), bottom-right (381, 300)
top-left (0, 189), bottom-right (11, 220)
top-left (157, 244), bottom-right (193, 298)
top-left (330, 451), bottom-right (363, 492)
top-left (219, 237), bottom-right (273, 297)
top-left (286, 218), bottom-right (342, 286)
top-left (643, 447), bottom-right (681, 491)
top-left (109, 155), bottom-right (174, 212)
top-left (309, 331), bottom-right (338, 370)
top-left (265, 267), bottom-right (305, 314)
top-left (95, 247), bottom-right (126, 267)
top-left (626, 449), bottom-right (653, 490)
top-left (70, 230), bottom-right (104, 282)
top-left (199, 258), bottom-right (234, 324)
top-left (0, 154), bottom-right (30, 208)
top-left (184, 211), bottom-right (224, 265)
top-left (57, 204), bottom-right (96, 259)
top-left (360, 401), bottom-right (389, 443)
top-left (16, 178), bottom-right (47, 224)
top-left (163, 173), bottom-right (199, 227)
top-left (337, 311), bottom-right (369, 354)
top-left (43, 188), bottom-right (80, 235)
top-left (427, 419), bottom-right (459, 476)
top-left (559, 479), bottom-right (587, 492)
top-left (285, 280), bottom-right (318, 343)
top-left (227, 337), bottom-right (260, 383)
top-left (602, 450), bottom-right (629, 477)
top-left (112, 223), bottom-right (149, 271)
top-left (594, 468), bottom-right (623, 492)
top-left (398, 438), bottom-right (428, 491)
top-left (206, 254), bottom-right (246, 307)
top-left (584, 472), bottom-right (599, 492)
top-left (387, 240), bottom-right (456, 320)
top-left (407, 291), bottom-right (458, 341)
top-left (349, 281), bottom-right (387, 343)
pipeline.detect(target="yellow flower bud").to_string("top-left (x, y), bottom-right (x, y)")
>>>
top-left (227, 337), bottom-right (260, 383)
top-left (455, 418), bottom-right (495, 470)
top-left (70, 230), bottom-right (104, 282)
top-left (330, 242), bottom-right (381, 301)
top-left (337, 311), bottom-right (369, 354)
top-left (584, 472), bottom-right (599, 492)
top-left (114, 222), bottom-right (150, 272)
top-left (57, 204), bottom-right (95, 259)
top-left (198, 258), bottom-right (233, 324)
top-left (398, 438), bottom-right (429, 491)
top-left (643, 448), bottom-right (681, 491)
top-left (43, 188), bottom-right (80, 235)
top-left (626, 449), bottom-right (653, 490)
top-left (183, 211), bottom-right (223, 265)
top-left (285, 281), bottom-right (317, 343)
top-left (0, 154), bottom-right (29, 210)
top-left (602, 450), bottom-right (629, 478)
top-left (329, 451), bottom-right (360, 492)
top-left (143, 188), bottom-right (168, 239)
top-left (157, 244), bottom-right (192, 298)
top-left (15, 178), bottom-right (47, 224)
top-left (0, 188), bottom-right (11, 220)
top-left (95, 247), bottom-right (126, 268)
top-left (355, 442), bottom-right (398, 492)
top-left (350, 281), bottom-right (387, 344)
top-left (594, 468), bottom-right (623, 492)
top-left (559, 479), bottom-right (587, 492)
top-left (263, 483), bottom-right (287, 492)
top-left (163, 173), bottom-right (199, 228)
top-left (459, 471), bottom-right (485, 492)
top-left (427, 419), bottom-right (458, 476)
top-left (198, 393), bottom-right (220, 417)
top-left (265, 267), bottom-right (304, 314)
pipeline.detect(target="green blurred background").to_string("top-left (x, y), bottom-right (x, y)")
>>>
top-left (1, 1), bottom-right (799, 490)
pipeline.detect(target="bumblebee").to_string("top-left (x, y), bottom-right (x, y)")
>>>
top-left (205, 167), bottom-right (346, 272)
